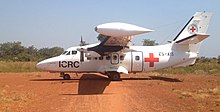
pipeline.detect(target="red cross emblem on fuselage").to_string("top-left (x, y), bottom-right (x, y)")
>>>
top-left (144, 53), bottom-right (159, 67)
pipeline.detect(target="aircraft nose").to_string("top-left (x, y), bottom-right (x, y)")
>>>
top-left (36, 61), bottom-right (46, 70)
top-left (36, 56), bottom-right (60, 71)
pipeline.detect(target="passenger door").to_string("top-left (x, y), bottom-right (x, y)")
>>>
top-left (131, 52), bottom-right (143, 72)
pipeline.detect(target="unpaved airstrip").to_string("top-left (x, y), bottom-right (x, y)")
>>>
top-left (0, 72), bottom-right (220, 112)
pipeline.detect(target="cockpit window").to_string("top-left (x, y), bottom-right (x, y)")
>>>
top-left (62, 51), bottom-right (68, 55)
top-left (72, 51), bottom-right (77, 55)
top-left (66, 51), bottom-right (71, 55)
top-left (62, 50), bottom-right (77, 55)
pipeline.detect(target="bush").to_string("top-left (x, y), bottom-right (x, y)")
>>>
top-left (0, 42), bottom-right (64, 62)
top-left (157, 57), bottom-right (220, 75)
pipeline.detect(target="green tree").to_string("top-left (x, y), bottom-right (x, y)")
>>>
top-left (0, 42), bottom-right (26, 61)
top-left (0, 41), bottom-right (64, 61)
top-left (142, 39), bottom-right (159, 46)
top-left (38, 47), bottom-right (64, 60)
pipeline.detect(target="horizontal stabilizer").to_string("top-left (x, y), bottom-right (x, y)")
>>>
top-left (175, 34), bottom-right (209, 45)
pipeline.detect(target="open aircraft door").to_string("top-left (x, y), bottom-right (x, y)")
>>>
top-left (131, 52), bottom-right (143, 72)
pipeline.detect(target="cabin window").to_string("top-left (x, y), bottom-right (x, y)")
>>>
top-left (120, 55), bottom-right (125, 60)
top-left (99, 57), bottom-right (103, 60)
top-left (72, 51), bottom-right (77, 55)
top-left (106, 56), bottom-right (110, 60)
top-left (87, 57), bottom-right (91, 60)
top-left (135, 56), bottom-right (140, 60)
top-left (94, 57), bottom-right (98, 60)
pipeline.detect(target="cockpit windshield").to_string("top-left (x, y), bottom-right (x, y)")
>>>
top-left (61, 50), bottom-right (77, 55)
top-left (62, 51), bottom-right (68, 55)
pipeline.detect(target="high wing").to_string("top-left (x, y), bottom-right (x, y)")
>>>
top-left (87, 22), bottom-right (153, 55)
top-left (87, 35), bottom-right (131, 56)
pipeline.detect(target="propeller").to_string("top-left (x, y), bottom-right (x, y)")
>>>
top-left (79, 36), bottom-right (87, 46)
top-left (79, 35), bottom-right (86, 62)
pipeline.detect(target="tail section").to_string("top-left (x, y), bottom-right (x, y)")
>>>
top-left (173, 12), bottom-right (212, 42)
top-left (172, 12), bottom-right (212, 67)
top-left (175, 34), bottom-right (209, 45)
top-left (173, 12), bottom-right (212, 53)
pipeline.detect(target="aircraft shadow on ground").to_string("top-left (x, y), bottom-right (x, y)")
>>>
top-left (121, 76), bottom-right (182, 82)
top-left (30, 74), bottom-right (111, 95)
top-left (76, 74), bottom-right (111, 95)
top-left (30, 74), bottom-right (182, 83)
top-left (30, 74), bottom-right (181, 95)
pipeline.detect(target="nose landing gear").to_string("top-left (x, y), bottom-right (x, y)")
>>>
top-left (60, 72), bottom-right (71, 80)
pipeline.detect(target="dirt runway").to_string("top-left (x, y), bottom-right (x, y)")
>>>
top-left (0, 72), bottom-right (220, 112)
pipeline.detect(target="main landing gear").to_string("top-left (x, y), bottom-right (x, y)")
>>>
top-left (60, 72), bottom-right (121, 81)
top-left (106, 72), bottom-right (121, 81)
top-left (60, 72), bottom-right (71, 80)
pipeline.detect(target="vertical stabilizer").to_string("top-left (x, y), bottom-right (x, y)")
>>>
top-left (172, 12), bottom-right (212, 66)
top-left (173, 12), bottom-right (212, 42)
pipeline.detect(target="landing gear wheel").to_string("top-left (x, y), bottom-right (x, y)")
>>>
top-left (107, 75), bottom-right (112, 79)
top-left (108, 72), bottom-right (121, 81)
top-left (63, 74), bottom-right (71, 80)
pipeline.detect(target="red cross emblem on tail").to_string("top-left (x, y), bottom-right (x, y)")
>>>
top-left (144, 53), bottom-right (159, 67)
top-left (188, 24), bottom-right (198, 33)
top-left (190, 26), bottom-right (196, 32)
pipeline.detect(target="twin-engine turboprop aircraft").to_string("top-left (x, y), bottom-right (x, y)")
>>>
top-left (36, 12), bottom-right (212, 81)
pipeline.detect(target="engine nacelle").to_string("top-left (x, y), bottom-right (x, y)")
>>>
top-left (95, 22), bottom-right (154, 37)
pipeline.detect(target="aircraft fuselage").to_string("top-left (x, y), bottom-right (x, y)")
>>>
top-left (36, 43), bottom-right (197, 73)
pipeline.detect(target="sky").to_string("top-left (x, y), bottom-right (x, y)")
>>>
top-left (0, 0), bottom-right (219, 57)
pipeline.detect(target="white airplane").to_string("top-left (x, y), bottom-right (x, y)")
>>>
top-left (36, 12), bottom-right (212, 81)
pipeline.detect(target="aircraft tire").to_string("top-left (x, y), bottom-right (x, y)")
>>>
top-left (63, 74), bottom-right (71, 80)
top-left (107, 74), bottom-right (112, 79)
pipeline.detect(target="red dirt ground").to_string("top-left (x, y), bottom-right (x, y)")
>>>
top-left (0, 72), bottom-right (220, 112)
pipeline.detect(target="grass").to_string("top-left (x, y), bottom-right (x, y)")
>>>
top-left (0, 86), bottom-right (34, 112)
top-left (173, 87), bottom-right (220, 101)
top-left (0, 61), bottom-right (39, 73)
top-left (157, 60), bottom-right (220, 75)
top-left (0, 86), bottom-right (28, 103)
top-left (0, 94), bottom-right (24, 102)
top-left (199, 87), bottom-right (220, 95)
top-left (0, 58), bottom-right (219, 74)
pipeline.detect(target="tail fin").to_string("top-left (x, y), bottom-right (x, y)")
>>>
top-left (172, 12), bottom-right (212, 67)
top-left (173, 12), bottom-right (212, 42)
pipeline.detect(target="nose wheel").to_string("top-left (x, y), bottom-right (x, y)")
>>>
top-left (63, 74), bottom-right (71, 80)
top-left (60, 72), bottom-right (71, 80)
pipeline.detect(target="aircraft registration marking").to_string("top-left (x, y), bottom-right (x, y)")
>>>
top-left (159, 52), bottom-right (174, 56)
